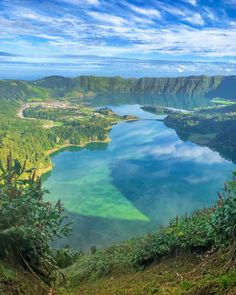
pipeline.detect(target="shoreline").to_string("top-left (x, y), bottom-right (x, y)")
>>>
top-left (36, 118), bottom-right (138, 177)
top-left (36, 137), bottom-right (111, 177)
top-left (17, 102), bottom-right (139, 178)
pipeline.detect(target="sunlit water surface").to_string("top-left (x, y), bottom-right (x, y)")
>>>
top-left (43, 103), bottom-right (235, 251)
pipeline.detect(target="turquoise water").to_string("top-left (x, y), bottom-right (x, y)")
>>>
top-left (44, 104), bottom-right (235, 251)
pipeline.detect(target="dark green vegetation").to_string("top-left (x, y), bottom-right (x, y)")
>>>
top-left (164, 103), bottom-right (236, 163)
top-left (22, 104), bottom-right (119, 144)
top-left (97, 107), bottom-right (138, 120)
top-left (0, 155), bottom-right (71, 294)
top-left (61, 175), bottom-right (236, 295)
top-left (141, 105), bottom-right (179, 115)
top-left (0, 75), bottom-right (236, 101)
top-left (0, 80), bottom-right (50, 101)
top-left (0, 101), bottom-right (53, 171)
top-left (0, 101), bottom-right (122, 173)
top-left (24, 105), bottom-right (137, 123)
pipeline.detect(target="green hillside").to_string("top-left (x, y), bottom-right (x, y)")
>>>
top-left (31, 75), bottom-right (236, 99)
top-left (0, 75), bottom-right (236, 101)
top-left (0, 80), bottom-right (50, 101)
top-left (0, 101), bottom-right (123, 174)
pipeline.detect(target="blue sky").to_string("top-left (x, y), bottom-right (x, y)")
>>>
top-left (0, 0), bottom-right (236, 79)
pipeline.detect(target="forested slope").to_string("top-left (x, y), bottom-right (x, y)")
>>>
top-left (0, 101), bottom-right (122, 173)
top-left (0, 75), bottom-right (235, 101)
top-left (164, 103), bottom-right (236, 163)
top-left (0, 80), bottom-right (50, 101)
top-left (30, 75), bottom-right (236, 99)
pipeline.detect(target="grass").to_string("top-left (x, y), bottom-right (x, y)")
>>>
top-left (61, 249), bottom-right (236, 295)
top-left (0, 261), bottom-right (48, 295)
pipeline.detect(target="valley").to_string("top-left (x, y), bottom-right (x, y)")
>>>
top-left (0, 75), bottom-right (236, 295)
top-left (1, 0), bottom-right (236, 293)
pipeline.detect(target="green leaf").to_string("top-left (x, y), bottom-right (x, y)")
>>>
top-left (14, 159), bottom-right (22, 175)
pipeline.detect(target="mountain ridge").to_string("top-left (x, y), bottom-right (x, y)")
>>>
top-left (0, 75), bottom-right (235, 101)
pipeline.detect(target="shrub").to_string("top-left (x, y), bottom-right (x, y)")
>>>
top-left (54, 246), bottom-right (81, 268)
top-left (0, 155), bottom-right (71, 282)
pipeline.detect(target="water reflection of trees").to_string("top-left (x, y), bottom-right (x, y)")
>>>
top-left (88, 94), bottom-right (210, 110)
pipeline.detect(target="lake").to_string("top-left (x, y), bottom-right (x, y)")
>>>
top-left (43, 103), bottom-right (235, 251)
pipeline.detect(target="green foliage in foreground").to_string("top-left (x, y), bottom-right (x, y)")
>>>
top-left (67, 176), bottom-right (236, 285)
top-left (0, 155), bottom-right (71, 283)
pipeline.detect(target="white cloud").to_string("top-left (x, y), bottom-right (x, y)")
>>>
top-left (132, 16), bottom-right (155, 26)
top-left (141, 141), bottom-right (226, 164)
top-left (184, 175), bottom-right (210, 184)
top-left (159, 5), bottom-right (186, 17)
top-left (183, 0), bottom-right (198, 6)
top-left (183, 13), bottom-right (205, 25)
top-left (126, 3), bottom-right (161, 19)
top-left (61, 0), bottom-right (100, 6)
top-left (178, 67), bottom-right (185, 72)
top-left (87, 11), bottom-right (127, 26)
top-left (152, 2), bottom-right (206, 26)
top-left (0, 0), bottom-right (236, 67)
top-left (1, 8), bottom-right (236, 59)
top-left (202, 7), bottom-right (217, 22)
top-left (87, 0), bottom-right (100, 4)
